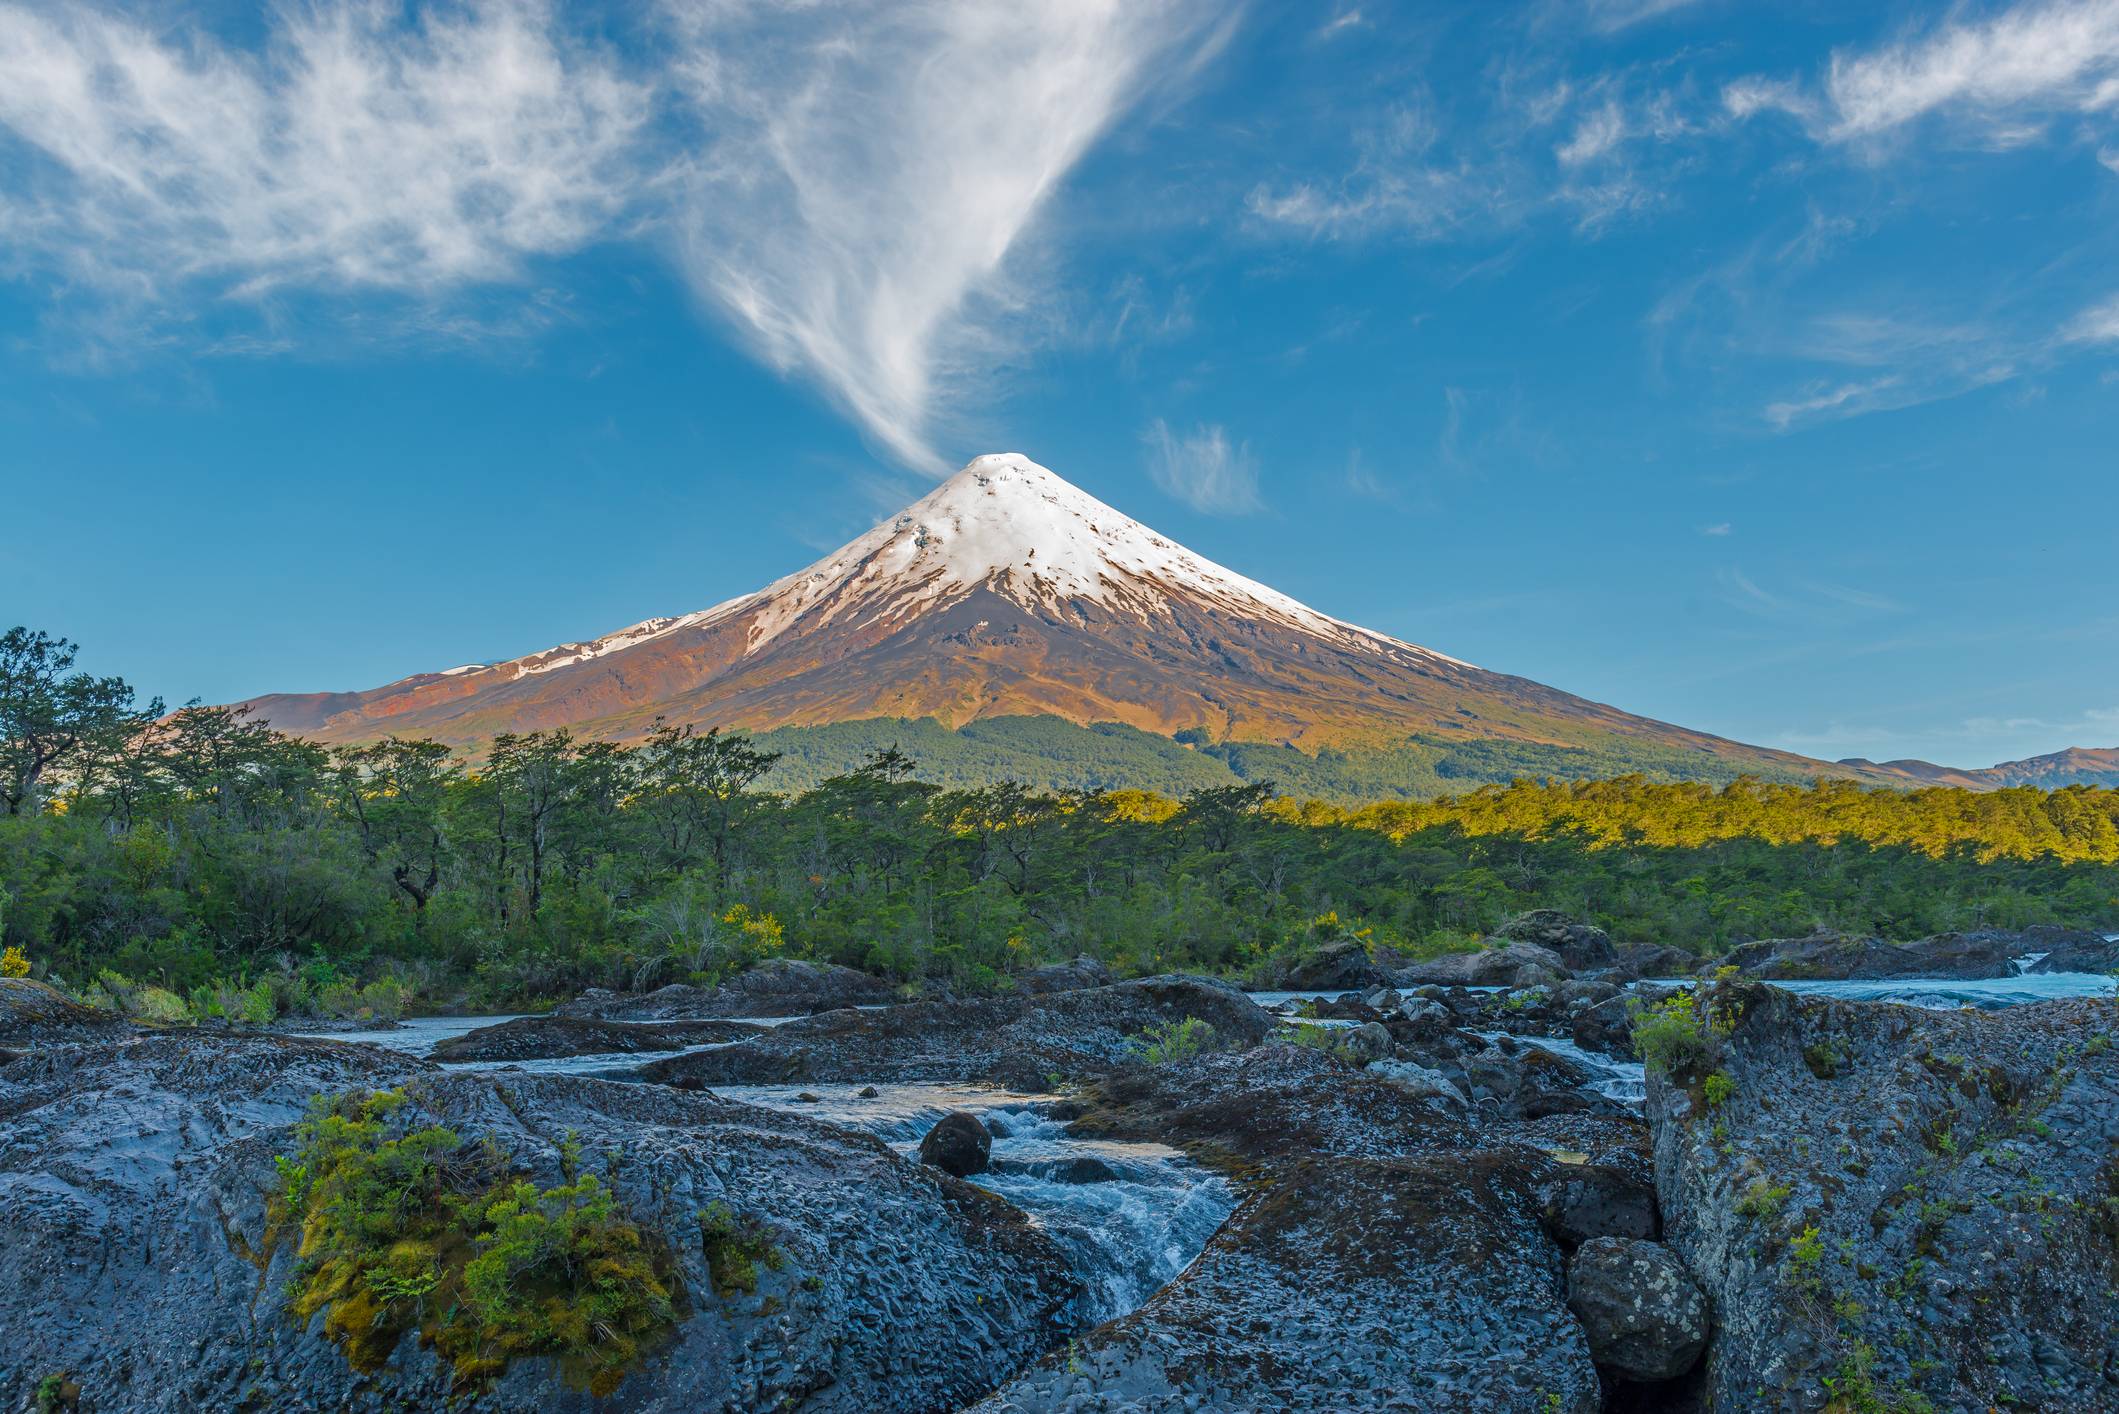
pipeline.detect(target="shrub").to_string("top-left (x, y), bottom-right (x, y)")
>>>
top-left (1286, 1021), bottom-right (1353, 1058)
top-left (1136, 1017), bottom-right (1218, 1064)
top-left (359, 978), bottom-right (407, 1022)
top-left (273, 1091), bottom-right (683, 1398)
top-left (0, 945), bottom-right (29, 979)
top-left (1631, 990), bottom-right (1712, 1077)
top-left (240, 981), bottom-right (278, 1026)
top-left (1703, 1070), bottom-right (1737, 1108)
top-left (132, 985), bottom-right (192, 1025)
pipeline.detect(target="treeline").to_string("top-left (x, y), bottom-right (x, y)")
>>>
top-left (2, 627), bottom-right (2114, 1016)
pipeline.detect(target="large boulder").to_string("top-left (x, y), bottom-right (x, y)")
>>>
top-left (971, 1153), bottom-right (1602, 1413)
top-left (428, 1015), bottom-right (762, 1063)
top-left (0, 978), bottom-right (131, 1048)
top-left (1279, 939), bottom-right (1389, 991)
top-left (1650, 980), bottom-right (2119, 1410)
top-left (1396, 942), bottom-right (1570, 988)
top-left (918, 1110), bottom-right (993, 1177)
top-left (1609, 943), bottom-right (1703, 981)
top-left (1713, 927), bottom-right (2111, 982)
top-left (643, 975), bottom-right (1274, 1089)
top-left (558, 958), bottom-right (897, 1020)
top-left (1566, 1236), bottom-right (1708, 1381)
top-left (1016, 954), bottom-right (1113, 994)
top-left (0, 1032), bottom-right (1081, 1411)
top-left (2014, 924), bottom-right (2119, 973)
top-left (1494, 911), bottom-right (1616, 972)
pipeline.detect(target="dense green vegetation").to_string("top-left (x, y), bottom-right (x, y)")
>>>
top-left (3, 627), bottom-right (2114, 1014)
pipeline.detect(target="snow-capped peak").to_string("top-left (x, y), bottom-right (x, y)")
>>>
top-left (486, 453), bottom-right (1469, 680)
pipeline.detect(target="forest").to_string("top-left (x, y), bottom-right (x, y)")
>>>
top-left (4, 626), bottom-right (2115, 1021)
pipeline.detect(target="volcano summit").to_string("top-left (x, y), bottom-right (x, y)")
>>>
top-left (239, 453), bottom-right (1862, 796)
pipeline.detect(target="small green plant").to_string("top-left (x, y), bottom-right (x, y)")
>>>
top-left (1, 944), bottom-right (30, 979)
top-left (1787, 1223), bottom-right (1824, 1295)
top-left (34, 1373), bottom-right (77, 1414)
top-left (1736, 1178), bottom-right (1792, 1220)
top-left (1136, 1017), bottom-right (1217, 1064)
top-left (1703, 1070), bottom-right (1737, 1108)
top-left (697, 1200), bottom-right (786, 1299)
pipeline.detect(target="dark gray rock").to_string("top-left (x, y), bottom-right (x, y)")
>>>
top-left (971, 1153), bottom-right (1601, 1413)
top-left (1714, 926), bottom-right (2110, 982)
top-left (1572, 994), bottom-right (1640, 1060)
top-left (1396, 942), bottom-right (1570, 987)
top-left (1017, 954), bottom-right (1114, 994)
top-left (1534, 1162), bottom-right (1659, 1248)
top-left (1566, 1237), bottom-right (1708, 1381)
top-left (1650, 980), bottom-right (2119, 1410)
top-left (0, 1031), bottom-right (1081, 1411)
top-left (1279, 939), bottom-right (1389, 991)
top-left (642, 975), bottom-right (1273, 1089)
top-left (1339, 1020), bottom-right (1393, 1064)
top-left (919, 1109), bottom-right (993, 1177)
top-left (1494, 910), bottom-right (1617, 972)
top-left (0, 978), bottom-right (130, 1048)
top-left (558, 958), bottom-right (898, 1020)
top-left (428, 1014), bottom-right (763, 1063)
top-left (1610, 943), bottom-right (1703, 980)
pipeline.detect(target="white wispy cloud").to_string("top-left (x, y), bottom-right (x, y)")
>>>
top-left (0, 1), bottom-right (647, 297)
top-left (1762, 376), bottom-right (1902, 429)
top-left (0, 0), bottom-right (1228, 472)
top-left (2062, 293), bottom-right (2119, 342)
top-left (664, 1), bottom-right (1227, 472)
top-left (1244, 99), bottom-right (1490, 241)
top-left (1700, 521), bottom-right (1732, 536)
top-left (1727, 0), bottom-right (2119, 146)
top-left (1144, 419), bottom-right (1264, 514)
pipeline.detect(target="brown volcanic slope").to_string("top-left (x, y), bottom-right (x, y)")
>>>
top-left (239, 453), bottom-right (1873, 783)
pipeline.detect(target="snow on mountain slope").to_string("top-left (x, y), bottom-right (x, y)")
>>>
top-left (233, 453), bottom-right (1872, 787)
top-left (450, 453), bottom-right (1464, 684)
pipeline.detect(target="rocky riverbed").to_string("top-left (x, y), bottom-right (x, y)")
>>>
top-left (1, 916), bottom-right (2114, 1411)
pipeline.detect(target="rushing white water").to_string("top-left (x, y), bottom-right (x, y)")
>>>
top-left (1472, 1031), bottom-right (1646, 1108)
top-left (716, 1083), bottom-right (1233, 1324)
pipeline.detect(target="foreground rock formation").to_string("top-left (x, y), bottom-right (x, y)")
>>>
top-left (0, 1033), bottom-right (1079, 1411)
top-left (981, 1042), bottom-right (1674, 1411)
top-left (1648, 979), bottom-right (2119, 1410)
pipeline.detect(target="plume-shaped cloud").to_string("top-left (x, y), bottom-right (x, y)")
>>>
top-left (0, 0), bottom-right (1226, 470)
top-left (662, 2), bottom-right (1225, 471)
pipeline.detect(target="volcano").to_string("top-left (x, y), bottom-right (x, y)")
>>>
top-left (238, 453), bottom-right (1871, 795)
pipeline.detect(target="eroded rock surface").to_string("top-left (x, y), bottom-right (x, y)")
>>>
top-left (1650, 980), bottom-right (2119, 1410)
top-left (0, 977), bottom-right (132, 1048)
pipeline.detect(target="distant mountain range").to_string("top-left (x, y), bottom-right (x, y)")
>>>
top-left (1838, 747), bottom-right (2119, 792)
top-left (236, 454), bottom-right (2112, 800)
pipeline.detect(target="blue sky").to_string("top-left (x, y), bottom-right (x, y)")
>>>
top-left (3, 0), bottom-right (2117, 769)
